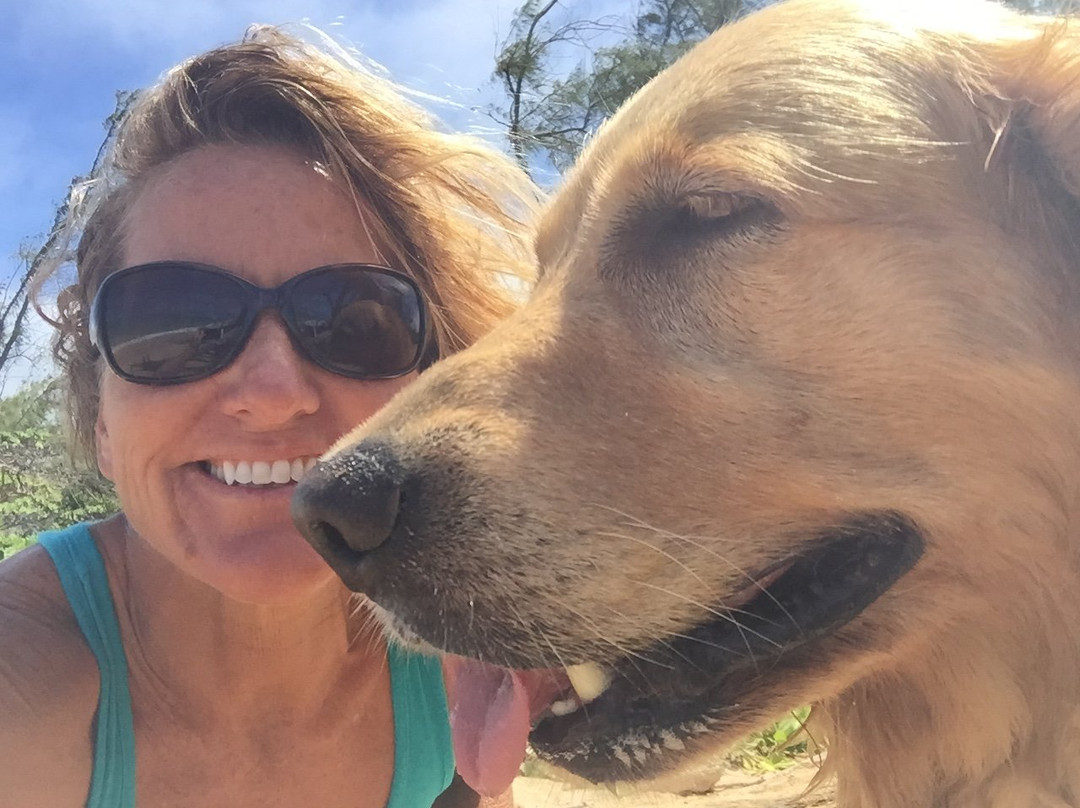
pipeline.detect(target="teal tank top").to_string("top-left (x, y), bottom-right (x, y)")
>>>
top-left (38, 523), bottom-right (455, 807)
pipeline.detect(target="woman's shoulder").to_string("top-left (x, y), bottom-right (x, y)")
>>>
top-left (0, 541), bottom-right (100, 805)
top-left (0, 536), bottom-right (101, 709)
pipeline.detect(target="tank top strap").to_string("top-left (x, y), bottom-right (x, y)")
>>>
top-left (385, 642), bottom-right (455, 807)
top-left (38, 523), bottom-right (137, 808)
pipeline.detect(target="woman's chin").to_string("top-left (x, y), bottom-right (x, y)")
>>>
top-left (140, 518), bottom-right (343, 606)
top-left (158, 468), bottom-right (343, 602)
top-left (204, 528), bottom-right (342, 605)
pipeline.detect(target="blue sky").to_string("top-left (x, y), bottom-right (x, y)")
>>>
top-left (0, 0), bottom-right (621, 390)
top-left (3, 0), bottom-right (525, 273)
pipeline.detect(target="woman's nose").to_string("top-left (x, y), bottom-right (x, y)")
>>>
top-left (218, 314), bottom-right (320, 425)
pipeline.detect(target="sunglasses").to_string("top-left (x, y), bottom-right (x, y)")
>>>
top-left (89, 261), bottom-right (432, 386)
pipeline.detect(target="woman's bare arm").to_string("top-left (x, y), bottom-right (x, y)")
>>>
top-left (0, 546), bottom-right (99, 807)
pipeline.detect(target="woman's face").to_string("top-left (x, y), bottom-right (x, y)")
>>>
top-left (95, 144), bottom-right (416, 604)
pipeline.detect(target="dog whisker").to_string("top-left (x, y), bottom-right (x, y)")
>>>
top-left (596, 525), bottom-right (773, 666)
top-left (595, 527), bottom-right (790, 631)
top-left (648, 531), bottom-right (800, 637)
top-left (595, 529), bottom-right (711, 590)
top-left (628, 578), bottom-right (782, 667)
top-left (562, 602), bottom-right (664, 670)
top-left (506, 599), bottom-right (572, 672)
top-left (664, 630), bottom-right (758, 662)
top-left (596, 504), bottom-right (804, 640)
top-left (346, 596), bottom-right (393, 669)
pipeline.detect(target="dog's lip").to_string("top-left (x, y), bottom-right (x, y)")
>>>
top-left (527, 511), bottom-right (925, 781)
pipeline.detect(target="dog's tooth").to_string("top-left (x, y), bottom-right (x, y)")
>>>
top-left (234, 460), bottom-right (253, 484)
top-left (270, 459), bottom-right (292, 484)
top-left (566, 662), bottom-right (611, 704)
top-left (251, 461), bottom-right (272, 485)
top-left (291, 458), bottom-right (306, 482)
top-left (660, 731), bottom-right (685, 751)
top-left (305, 457), bottom-right (318, 474)
top-left (223, 460), bottom-right (236, 485)
top-left (550, 698), bottom-right (581, 717)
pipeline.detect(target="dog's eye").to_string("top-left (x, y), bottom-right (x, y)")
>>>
top-left (599, 190), bottom-right (782, 285)
top-left (664, 192), bottom-right (779, 241)
top-left (683, 192), bottom-right (745, 221)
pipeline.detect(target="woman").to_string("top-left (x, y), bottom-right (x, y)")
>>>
top-left (0, 26), bottom-right (535, 808)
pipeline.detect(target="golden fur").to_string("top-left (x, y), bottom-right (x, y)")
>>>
top-left (312, 1), bottom-right (1080, 805)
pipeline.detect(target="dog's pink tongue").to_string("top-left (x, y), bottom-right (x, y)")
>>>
top-left (443, 657), bottom-right (531, 797)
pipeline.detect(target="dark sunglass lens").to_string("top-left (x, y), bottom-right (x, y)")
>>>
top-left (286, 267), bottom-right (423, 378)
top-left (100, 265), bottom-right (249, 383)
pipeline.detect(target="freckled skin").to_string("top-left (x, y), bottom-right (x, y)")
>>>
top-left (97, 144), bottom-right (414, 605)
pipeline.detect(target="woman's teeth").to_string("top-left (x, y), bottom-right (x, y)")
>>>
top-left (206, 458), bottom-right (318, 486)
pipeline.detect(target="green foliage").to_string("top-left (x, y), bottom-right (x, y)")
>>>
top-left (0, 245), bottom-right (37, 389)
top-left (494, 0), bottom-right (755, 174)
top-left (0, 379), bottom-right (118, 558)
top-left (494, 0), bottom-right (622, 167)
top-left (727, 706), bottom-right (815, 772)
top-left (0, 378), bottom-right (58, 432)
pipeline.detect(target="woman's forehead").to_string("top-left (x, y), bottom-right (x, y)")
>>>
top-left (121, 144), bottom-right (386, 284)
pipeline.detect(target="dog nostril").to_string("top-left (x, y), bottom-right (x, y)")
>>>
top-left (302, 520), bottom-right (352, 559)
top-left (291, 444), bottom-right (404, 564)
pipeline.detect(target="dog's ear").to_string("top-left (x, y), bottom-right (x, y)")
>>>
top-left (955, 18), bottom-right (1080, 264)
top-left (983, 21), bottom-right (1080, 218)
top-left (997, 20), bottom-right (1080, 198)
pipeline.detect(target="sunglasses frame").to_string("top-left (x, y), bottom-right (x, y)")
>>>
top-left (89, 261), bottom-right (433, 386)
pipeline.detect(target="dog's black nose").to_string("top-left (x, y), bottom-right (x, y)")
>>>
top-left (291, 442), bottom-right (403, 572)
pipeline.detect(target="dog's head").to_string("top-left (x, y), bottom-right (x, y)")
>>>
top-left (296, 0), bottom-right (1080, 795)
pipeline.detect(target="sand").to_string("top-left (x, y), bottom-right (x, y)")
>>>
top-left (513, 758), bottom-right (835, 808)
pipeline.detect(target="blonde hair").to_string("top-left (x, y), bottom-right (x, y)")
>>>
top-left (33, 25), bottom-right (538, 462)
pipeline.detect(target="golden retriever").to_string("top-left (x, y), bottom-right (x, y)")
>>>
top-left (294, 0), bottom-right (1080, 805)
